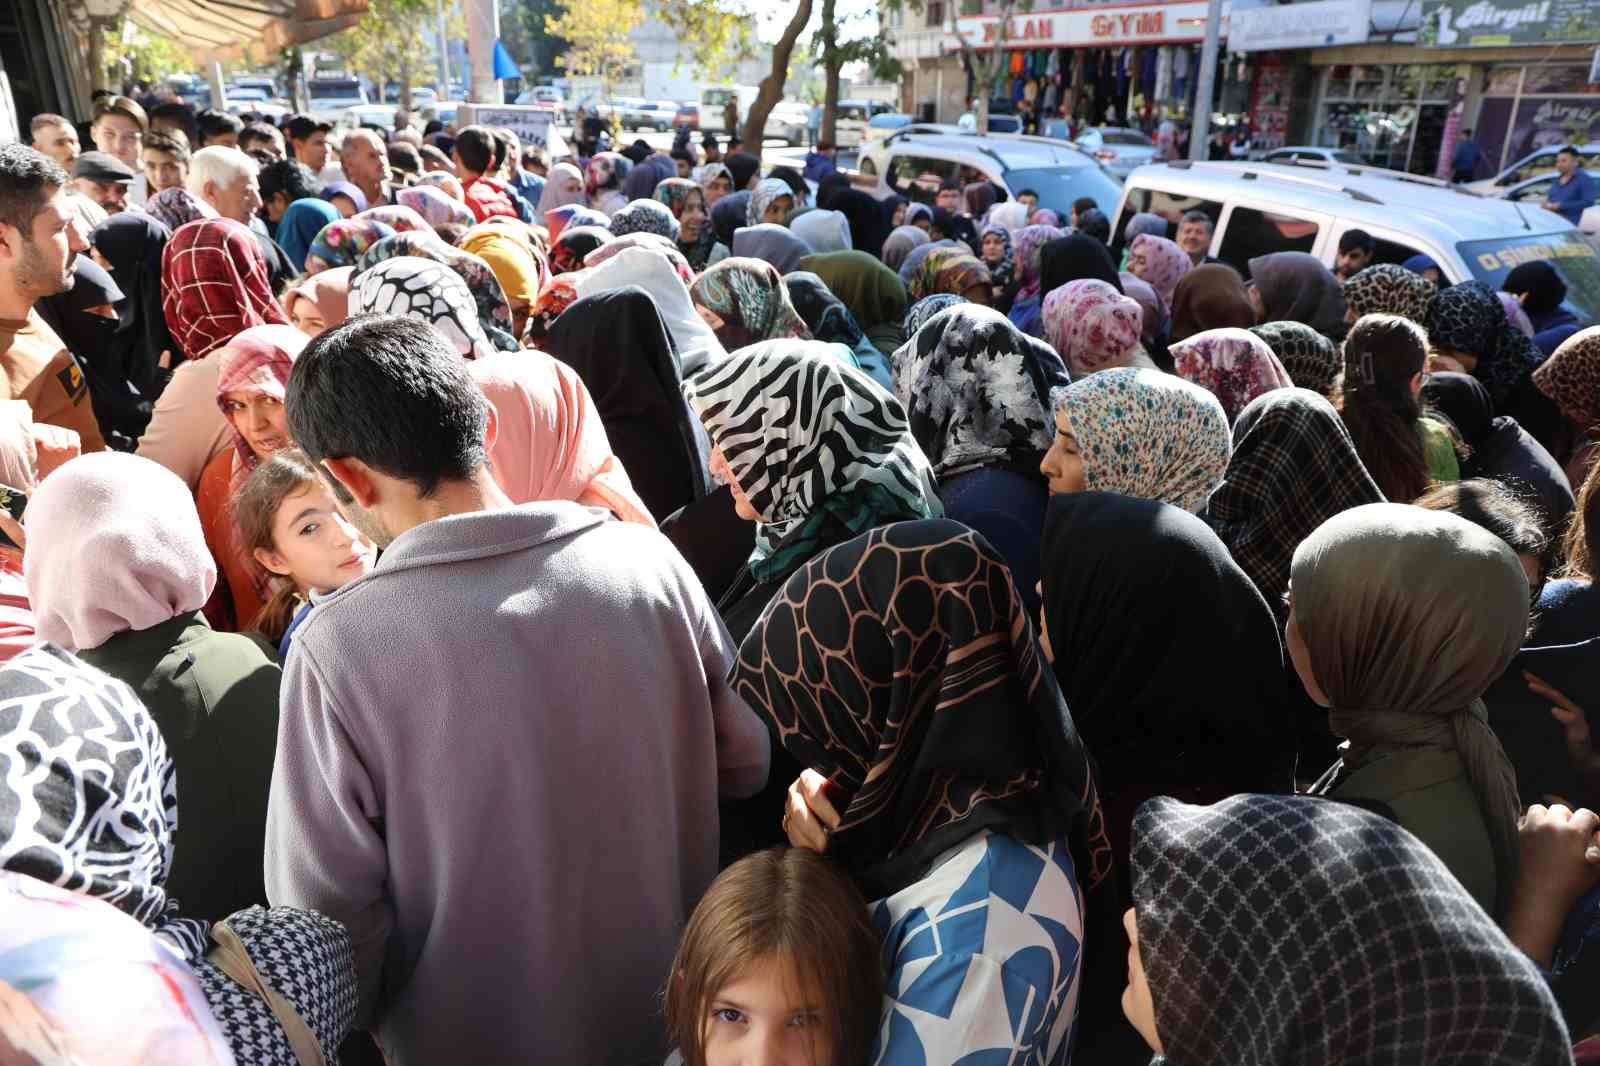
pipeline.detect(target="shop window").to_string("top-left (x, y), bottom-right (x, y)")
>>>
top-left (925, 1), bottom-right (944, 28)
top-left (1218, 208), bottom-right (1321, 276)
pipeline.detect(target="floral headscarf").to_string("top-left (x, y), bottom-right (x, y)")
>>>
top-left (1010, 224), bottom-right (1062, 292)
top-left (357, 204), bottom-right (430, 234)
top-left (747, 177), bottom-right (795, 227)
top-left (537, 162), bottom-right (586, 219)
top-left (1052, 366), bottom-right (1232, 513)
top-left (978, 222), bottom-right (1014, 287)
top-left (1425, 280), bottom-right (1544, 411)
top-left (525, 272), bottom-right (585, 342)
top-left (1043, 278), bottom-right (1144, 377)
top-left (1343, 263), bottom-right (1436, 325)
top-left (683, 341), bottom-right (942, 581)
top-left (143, 187), bottom-right (215, 232)
top-left (397, 184), bottom-right (476, 227)
top-left (1129, 233), bottom-right (1192, 312)
top-left (1029, 207), bottom-right (1063, 226)
top-left (585, 151), bottom-right (631, 197)
top-left (609, 197), bottom-right (681, 241)
top-left (1170, 327), bottom-right (1295, 423)
top-left (655, 177), bottom-right (719, 270)
top-left (304, 218), bottom-right (396, 275)
top-left (584, 232), bottom-right (695, 285)
top-left (906, 246), bottom-right (992, 302)
top-left (415, 170), bottom-right (466, 202)
top-left (904, 293), bottom-right (966, 339)
top-left (690, 257), bottom-right (813, 349)
top-left (653, 177), bottom-right (700, 218)
top-left (550, 224), bottom-right (613, 275)
top-left (697, 162), bottom-right (734, 199)
top-left (1532, 325), bottom-right (1600, 423)
top-left (1252, 321), bottom-right (1341, 397)
top-left (357, 231), bottom-right (519, 351)
top-left (353, 256), bottom-right (497, 359)
top-left (161, 218), bottom-right (289, 361)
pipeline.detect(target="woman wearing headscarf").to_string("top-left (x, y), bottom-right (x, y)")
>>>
top-left (1293, 503), bottom-right (1530, 917)
top-left (654, 176), bottom-right (728, 271)
top-left (302, 217), bottom-right (397, 275)
top-left (23, 451), bottom-right (283, 920)
top-left (788, 208), bottom-right (850, 255)
top-left (1119, 211), bottom-right (1167, 262)
top-left (906, 246), bottom-right (992, 303)
top-left (321, 179), bottom-right (368, 216)
top-left (903, 292), bottom-right (966, 338)
top-left (1044, 278), bottom-right (1154, 378)
top-left (1252, 320), bottom-right (1340, 397)
top-left (1041, 367), bottom-right (1232, 512)
top-left (542, 286), bottom-right (710, 523)
top-left (356, 203), bottom-right (431, 235)
top-left (798, 249), bottom-right (910, 359)
top-left (977, 221), bottom-right (1014, 302)
top-left (1126, 233), bottom-right (1191, 316)
top-left (986, 199), bottom-right (1028, 231)
top-left (1170, 327), bottom-right (1295, 423)
top-left (357, 230), bottom-right (520, 351)
top-left (193, 325), bottom-right (307, 634)
top-left (398, 183), bottom-right (476, 229)
top-left (880, 224), bottom-right (929, 272)
top-left (272, 196), bottom-right (339, 272)
top-left (784, 272), bottom-right (891, 389)
top-left (353, 256), bottom-right (497, 360)
top-left (537, 161), bottom-right (587, 222)
top-left (1119, 271), bottom-right (1168, 359)
top-left (1424, 370), bottom-right (1575, 534)
top-left (1040, 491), bottom-right (1293, 904)
top-left (892, 304), bottom-right (1067, 614)
top-left (1248, 251), bottom-right (1348, 340)
top-left (161, 218), bottom-right (289, 363)
top-left (1532, 326), bottom-right (1600, 488)
top-left (572, 245), bottom-right (727, 376)
top-left (0, 636), bottom-right (357, 1062)
top-left (1169, 263), bottom-right (1256, 342)
top-left (1125, 793), bottom-right (1572, 1066)
top-left (459, 223), bottom-right (546, 340)
top-left (1001, 223), bottom-right (1063, 337)
top-left (144, 186), bottom-right (214, 232)
top-left (733, 519), bottom-right (1113, 1065)
top-left (1428, 280), bottom-right (1551, 435)
top-left (1344, 261), bottom-right (1437, 325)
top-left (698, 161), bottom-right (735, 207)
top-left (1039, 231), bottom-right (1122, 300)
top-left (729, 223), bottom-right (811, 274)
top-left (711, 190), bottom-right (752, 248)
top-left (467, 349), bottom-right (654, 526)
top-left (585, 151), bottom-right (632, 216)
top-left (819, 181), bottom-right (892, 266)
top-left (746, 177), bottom-right (794, 227)
top-left (282, 266), bottom-right (352, 339)
top-left (609, 197), bottom-right (681, 241)
top-left (690, 257), bottom-right (813, 350)
top-left (903, 201), bottom-right (934, 230)
top-left (549, 224), bottom-right (613, 275)
top-left (682, 341), bottom-right (941, 642)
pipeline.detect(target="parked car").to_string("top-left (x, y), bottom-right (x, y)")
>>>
top-left (1262, 145), bottom-right (1367, 166)
top-left (958, 112), bottom-right (1022, 134)
top-left (1465, 143), bottom-right (1600, 196)
top-left (1075, 127), bottom-right (1160, 179)
top-left (307, 77), bottom-right (368, 121)
top-left (1114, 159), bottom-right (1600, 324)
top-left (834, 99), bottom-right (895, 149)
top-left (765, 103), bottom-right (811, 146)
top-left (628, 100), bottom-right (677, 133)
top-left (856, 131), bottom-right (1123, 220)
top-left (1502, 169), bottom-right (1600, 234)
top-left (864, 112), bottom-right (914, 142)
top-left (673, 103), bottom-right (699, 130)
top-left (338, 104), bottom-right (398, 131)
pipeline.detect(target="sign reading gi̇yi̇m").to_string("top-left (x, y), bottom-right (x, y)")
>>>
top-left (950, 1), bottom-right (1223, 49)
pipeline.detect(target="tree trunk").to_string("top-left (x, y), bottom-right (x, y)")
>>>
top-left (742, 0), bottom-right (812, 159)
top-left (88, 24), bottom-right (111, 94)
top-left (819, 0), bottom-right (838, 144)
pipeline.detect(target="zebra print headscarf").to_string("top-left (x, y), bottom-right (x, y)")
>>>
top-left (683, 340), bottom-right (943, 581)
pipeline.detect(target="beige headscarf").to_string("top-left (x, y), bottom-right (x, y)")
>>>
top-left (1291, 502), bottom-right (1527, 915)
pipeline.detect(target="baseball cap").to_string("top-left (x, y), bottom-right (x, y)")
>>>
top-left (70, 151), bottom-right (135, 183)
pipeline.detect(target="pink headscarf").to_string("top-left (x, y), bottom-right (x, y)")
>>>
top-left (469, 351), bottom-right (655, 527)
top-left (1170, 327), bottom-right (1294, 423)
top-left (283, 267), bottom-right (353, 336)
top-left (24, 452), bottom-right (217, 651)
top-left (584, 233), bottom-right (695, 286)
top-left (1496, 290), bottom-right (1536, 338)
top-left (415, 171), bottom-right (466, 202)
top-left (214, 325), bottom-right (310, 493)
top-left (1129, 233), bottom-right (1192, 312)
top-left (1043, 279), bottom-right (1144, 377)
top-left (398, 184), bottom-right (476, 228)
top-left (355, 203), bottom-right (431, 234)
top-left (1029, 208), bottom-right (1063, 226)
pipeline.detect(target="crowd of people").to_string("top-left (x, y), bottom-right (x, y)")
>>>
top-left (1, 85), bottom-right (1600, 1066)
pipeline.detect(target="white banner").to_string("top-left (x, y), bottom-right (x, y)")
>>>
top-left (1228, 0), bottom-right (1371, 51)
top-left (950, 2), bottom-right (1224, 49)
top-left (456, 104), bottom-right (563, 154)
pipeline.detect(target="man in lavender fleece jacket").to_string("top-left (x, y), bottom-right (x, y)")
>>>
top-left (264, 315), bottom-right (770, 1066)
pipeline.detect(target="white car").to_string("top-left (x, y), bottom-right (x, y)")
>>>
top-left (338, 104), bottom-right (399, 131)
top-left (1263, 145), bottom-right (1367, 166)
top-left (764, 104), bottom-right (811, 146)
top-left (1465, 143), bottom-right (1600, 196)
top-left (1076, 127), bottom-right (1160, 180)
top-left (1501, 169), bottom-right (1600, 234)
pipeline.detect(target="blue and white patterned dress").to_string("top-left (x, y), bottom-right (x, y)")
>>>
top-left (871, 830), bottom-right (1085, 1066)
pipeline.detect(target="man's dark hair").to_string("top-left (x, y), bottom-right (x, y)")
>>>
top-left (454, 125), bottom-right (496, 176)
top-left (239, 123), bottom-right (282, 154)
top-left (0, 143), bottom-right (67, 233)
top-left (143, 129), bottom-right (191, 163)
top-left (1076, 207), bottom-right (1110, 244)
top-left (257, 157), bottom-right (320, 203)
top-left (938, 178), bottom-right (961, 193)
top-left (490, 129), bottom-right (512, 170)
top-left (702, 133), bottom-right (719, 151)
top-left (388, 143), bottom-right (422, 176)
top-left (197, 108), bottom-right (243, 144)
top-left (1339, 228), bottom-right (1375, 255)
top-left (423, 119), bottom-right (444, 138)
top-left (1016, 187), bottom-right (1037, 199)
top-left (284, 113), bottom-right (333, 144)
top-left (1181, 208), bottom-right (1214, 232)
top-left (287, 314), bottom-right (488, 497)
top-left (92, 95), bottom-right (148, 131)
top-left (770, 165), bottom-right (807, 201)
top-left (670, 147), bottom-right (694, 167)
top-left (1071, 195), bottom-right (1097, 218)
top-left (1558, 144), bottom-right (1582, 159)
top-left (149, 101), bottom-right (198, 141)
top-left (816, 140), bottom-right (835, 152)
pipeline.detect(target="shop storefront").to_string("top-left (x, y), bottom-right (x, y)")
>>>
top-left (1310, 62), bottom-right (1459, 172)
top-left (1475, 63), bottom-right (1600, 174)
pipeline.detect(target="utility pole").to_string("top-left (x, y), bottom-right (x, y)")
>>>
top-left (1188, 0), bottom-right (1222, 162)
top-left (437, 0), bottom-right (451, 97)
top-left (467, 0), bottom-right (502, 104)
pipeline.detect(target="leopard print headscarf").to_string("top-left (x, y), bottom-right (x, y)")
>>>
top-left (1533, 325), bottom-right (1600, 422)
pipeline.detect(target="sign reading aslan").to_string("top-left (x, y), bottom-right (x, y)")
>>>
top-left (951, 1), bottom-right (1224, 49)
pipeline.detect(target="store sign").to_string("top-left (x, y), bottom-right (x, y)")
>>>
top-left (1228, 0), bottom-right (1371, 51)
top-left (950, 1), bottom-right (1223, 49)
top-left (1422, 0), bottom-right (1600, 47)
top-left (456, 104), bottom-right (562, 153)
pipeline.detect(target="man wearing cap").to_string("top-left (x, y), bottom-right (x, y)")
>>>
top-left (90, 95), bottom-right (149, 207)
top-left (70, 152), bottom-right (134, 213)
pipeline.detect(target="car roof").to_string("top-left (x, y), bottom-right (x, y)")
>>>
top-left (884, 131), bottom-right (1098, 169)
top-left (1127, 160), bottom-right (1577, 242)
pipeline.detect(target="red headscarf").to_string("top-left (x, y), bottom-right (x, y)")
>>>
top-left (160, 219), bottom-right (288, 361)
top-left (213, 325), bottom-right (309, 494)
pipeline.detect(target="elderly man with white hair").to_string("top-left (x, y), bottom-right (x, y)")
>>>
top-left (187, 145), bottom-right (263, 227)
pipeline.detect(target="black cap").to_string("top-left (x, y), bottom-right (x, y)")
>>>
top-left (71, 151), bottom-right (135, 183)
top-left (283, 113), bottom-right (334, 141)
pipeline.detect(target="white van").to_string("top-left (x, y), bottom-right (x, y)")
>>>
top-left (700, 85), bottom-right (761, 135)
top-left (833, 99), bottom-right (895, 149)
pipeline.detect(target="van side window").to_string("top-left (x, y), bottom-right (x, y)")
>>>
top-left (1113, 188), bottom-right (1217, 258)
top-left (892, 155), bottom-right (957, 203)
top-left (1367, 236), bottom-right (1423, 267)
top-left (1218, 207), bottom-right (1321, 275)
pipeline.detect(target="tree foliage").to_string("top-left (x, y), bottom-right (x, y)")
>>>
top-left (653, 0), bottom-right (758, 79)
top-left (546, 0), bottom-right (643, 98)
top-left (500, 0), bottom-right (570, 79)
top-left (322, 0), bottom-right (458, 107)
top-left (104, 26), bottom-right (191, 85)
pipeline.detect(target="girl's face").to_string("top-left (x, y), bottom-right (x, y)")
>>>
top-left (1039, 408), bottom-right (1086, 494)
top-left (1128, 245), bottom-right (1150, 278)
top-left (762, 194), bottom-right (794, 225)
top-left (1283, 596), bottom-right (1330, 706)
top-left (330, 193), bottom-right (358, 218)
top-left (710, 445), bottom-right (760, 521)
top-left (703, 955), bottom-right (833, 1066)
top-left (222, 389), bottom-right (289, 460)
top-left (891, 202), bottom-right (906, 227)
top-left (681, 190), bottom-right (708, 243)
top-left (254, 480), bottom-right (377, 595)
top-left (911, 216), bottom-right (931, 233)
top-left (707, 175), bottom-right (732, 206)
top-left (290, 297), bottom-right (328, 338)
top-left (1246, 284), bottom-right (1266, 323)
top-left (1122, 908), bottom-right (1164, 1055)
top-left (981, 233), bottom-right (1005, 263)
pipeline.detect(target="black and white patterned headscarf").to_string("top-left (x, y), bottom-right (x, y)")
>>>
top-left (354, 255), bottom-right (496, 359)
top-left (1133, 793), bottom-right (1572, 1065)
top-left (0, 643), bottom-right (210, 959)
top-left (608, 198), bottom-right (681, 242)
top-left (1426, 280), bottom-right (1545, 413)
top-left (1251, 321), bottom-right (1341, 398)
top-left (890, 302), bottom-right (1069, 477)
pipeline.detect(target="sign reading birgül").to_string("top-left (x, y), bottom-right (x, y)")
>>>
top-left (951, 1), bottom-right (1221, 49)
top-left (1422, 0), bottom-right (1600, 47)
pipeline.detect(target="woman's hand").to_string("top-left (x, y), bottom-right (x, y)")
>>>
top-left (1526, 672), bottom-right (1599, 772)
top-left (1507, 803), bottom-right (1600, 966)
top-left (782, 769), bottom-right (841, 853)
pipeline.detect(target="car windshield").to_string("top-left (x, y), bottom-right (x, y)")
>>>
top-left (1103, 130), bottom-right (1152, 146)
top-left (1459, 230), bottom-right (1600, 324)
top-left (1331, 151), bottom-right (1364, 164)
top-left (1003, 165), bottom-right (1123, 219)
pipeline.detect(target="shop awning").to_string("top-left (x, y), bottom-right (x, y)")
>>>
top-left (126, 0), bottom-right (368, 62)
